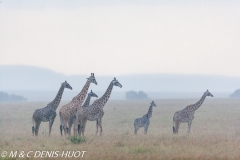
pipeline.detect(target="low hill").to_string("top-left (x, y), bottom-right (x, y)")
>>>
top-left (0, 65), bottom-right (239, 100)
top-left (229, 89), bottom-right (240, 98)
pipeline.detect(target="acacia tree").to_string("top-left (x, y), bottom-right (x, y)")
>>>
top-left (126, 91), bottom-right (149, 100)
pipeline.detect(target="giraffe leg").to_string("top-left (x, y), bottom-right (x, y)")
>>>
top-left (173, 119), bottom-right (176, 134)
top-left (32, 120), bottom-right (35, 136)
top-left (63, 120), bottom-right (68, 136)
top-left (73, 118), bottom-right (78, 137)
top-left (175, 121), bottom-right (180, 134)
top-left (78, 124), bottom-right (81, 135)
top-left (73, 114), bottom-right (80, 137)
top-left (32, 126), bottom-right (35, 136)
top-left (173, 121), bottom-right (178, 134)
top-left (188, 121), bottom-right (192, 134)
top-left (68, 122), bottom-right (73, 136)
top-left (49, 121), bottom-right (53, 136)
top-left (35, 121), bottom-right (41, 136)
top-left (69, 116), bottom-right (76, 136)
top-left (175, 121), bottom-right (179, 134)
top-left (68, 118), bottom-right (73, 136)
top-left (95, 120), bottom-right (99, 136)
top-left (134, 122), bottom-right (139, 135)
top-left (81, 119), bottom-right (87, 137)
top-left (60, 125), bottom-right (63, 136)
top-left (49, 118), bottom-right (55, 136)
top-left (59, 116), bottom-right (64, 136)
top-left (48, 111), bottom-right (56, 136)
top-left (63, 126), bottom-right (66, 136)
top-left (178, 122), bottom-right (181, 134)
top-left (144, 125), bottom-right (148, 135)
top-left (134, 127), bottom-right (139, 135)
top-left (78, 122), bottom-right (82, 136)
top-left (99, 120), bottom-right (103, 136)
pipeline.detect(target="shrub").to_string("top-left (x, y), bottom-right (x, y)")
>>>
top-left (125, 91), bottom-right (149, 100)
top-left (68, 136), bottom-right (86, 144)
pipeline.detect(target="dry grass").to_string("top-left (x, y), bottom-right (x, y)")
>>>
top-left (1, 98), bottom-right (240, 159)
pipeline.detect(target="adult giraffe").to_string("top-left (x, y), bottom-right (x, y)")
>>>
top-left (32, 81), bottom-right (72, 136)
top-left (173, 90), bottom-right (213, 134)
top-left (77, 90), bottom-right (98, 134)
top-left (75, 77), bottom-right (122, 136)
top-left (59, 73), bottom-right (97, 136)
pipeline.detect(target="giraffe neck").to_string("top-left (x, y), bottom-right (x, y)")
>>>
top-left (51, 84), bottom-right (65, 111)
top-left (192, 93), bottom-right (207, 111)
top-left (82, 94), bottom-right (92, 108)
top-left (146, 104), bottom-right (153, 119)
top-left (98, 82), bottom-right (114, 109)
top-left (73, 80), bottom-right (91, 106)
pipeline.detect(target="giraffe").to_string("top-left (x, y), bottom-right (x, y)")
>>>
top-left (134, 101), bottom-right (156, 135)
top-left (82, 90), bottom-right (98, 108)
top-left (32, 81), bottom-right (72, 136)
top-left (173, 90), bottom-right (213, 134)
top-left (75, 77), bottom-right (122, 136)
top-left (59, 73), bottom-right (97, 136)
top-left (77, 90), bottom-right (98, 134)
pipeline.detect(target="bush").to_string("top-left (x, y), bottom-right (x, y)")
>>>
top-left (68, 136), bottom-right (86, 144)
top-left (125, 91), bottom-right (149, 100)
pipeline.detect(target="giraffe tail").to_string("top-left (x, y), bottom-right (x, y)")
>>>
top-left (173, 117), bottom-right (175, 134)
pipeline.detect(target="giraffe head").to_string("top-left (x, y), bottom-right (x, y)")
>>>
top-left (87, 73), bottom-right (97, 85)
top-left (62, 81), bottom-right (72, 90)
top-left (205, 90), bottom-right (213, 97)
top-left (151, 101), bottom-right (156, 107)
top-left (112, 77), bottom-right (122, 88)
top-left (89, 90), bottom-right (98, 98)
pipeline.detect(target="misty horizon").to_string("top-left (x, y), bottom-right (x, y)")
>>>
top-left (1, 64), bottom-right (240, 78)
top-left (0, 65), bottom-right (239, 101)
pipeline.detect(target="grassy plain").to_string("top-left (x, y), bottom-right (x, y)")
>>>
top-left (1, 98), bottom-right (240, 159)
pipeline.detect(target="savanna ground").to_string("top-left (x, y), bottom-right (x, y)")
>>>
top-left (1, 98), bottom-right (240, 160)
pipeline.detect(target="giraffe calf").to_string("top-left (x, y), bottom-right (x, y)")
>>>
top-left (134, 101), bottom-right (156, 135)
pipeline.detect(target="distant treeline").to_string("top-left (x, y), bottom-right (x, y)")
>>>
top-left (126, 91), bottom-right (149, 100)
top-left (0, 92), bottom-right (27, 102)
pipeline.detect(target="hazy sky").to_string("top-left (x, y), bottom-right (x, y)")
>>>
top-left (0, 0), bottom-right (240, 76)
